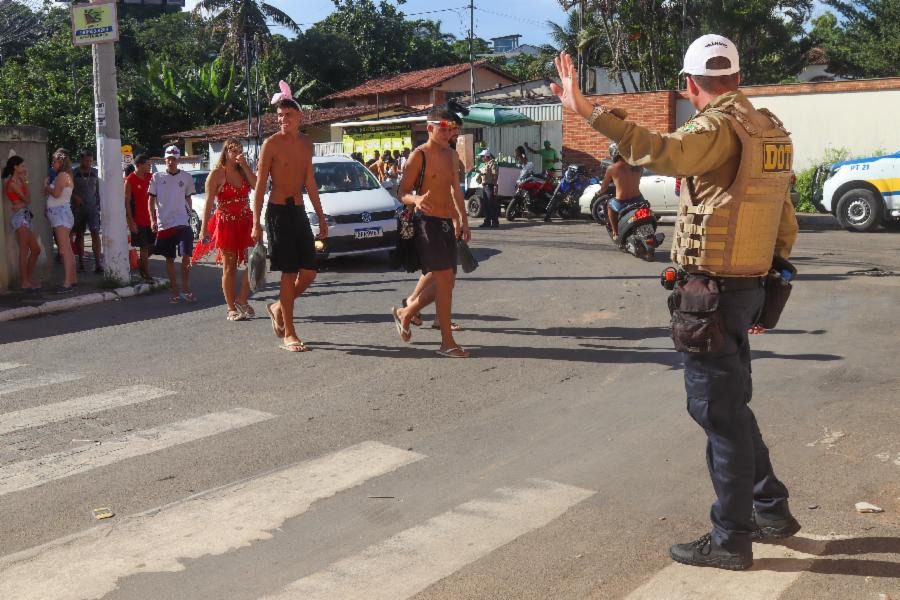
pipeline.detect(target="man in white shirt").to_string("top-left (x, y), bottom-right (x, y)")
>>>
top-left (149, 145), bottom-right (196, 303)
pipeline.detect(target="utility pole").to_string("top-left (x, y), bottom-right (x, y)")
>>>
top-left (468, 0), bottom-right (475, 102)
top-left (577, 0), bottom-right (585, 91)
top-left (90, 0), bottom-right (128, 284)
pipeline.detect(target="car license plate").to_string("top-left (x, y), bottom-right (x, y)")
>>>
top-left (354, 227), bottom-right (383, 239)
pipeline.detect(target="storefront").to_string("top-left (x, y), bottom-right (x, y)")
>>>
top-left (333, 116), bottom-right (428, 162)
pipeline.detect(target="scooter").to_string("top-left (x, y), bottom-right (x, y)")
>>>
top-left (506, 163), bottom-right (555, 221)
top-left (592, 193), bottom-right (665, 261)
top-left (545, 164), bottom-right (591, 221)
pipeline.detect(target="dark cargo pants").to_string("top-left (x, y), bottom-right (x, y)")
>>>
top-left (681, 283), bottom-right (791, 554)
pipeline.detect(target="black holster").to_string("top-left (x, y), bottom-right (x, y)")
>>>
top-left (668, 275), bottom-right (726, 354)
top-left (755, 257), bottom-right (796, 329)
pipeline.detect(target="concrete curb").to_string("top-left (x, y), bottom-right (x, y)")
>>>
top-left (0, 279), bottom-right (169, 323)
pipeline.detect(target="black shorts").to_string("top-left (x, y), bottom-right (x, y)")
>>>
top-left (132, 226), bottom-right (155, 248)
top-left (154, 225), bottom-right (194, 259)
top-left (414, 215), bottom-right (457, 274)
top-left (71, 203), bottom-right (88, 234)
top-left (266, 198), bottom-right (317, 273)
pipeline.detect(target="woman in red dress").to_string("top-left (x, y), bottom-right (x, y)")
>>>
top-left (193, 139), bottom-right (258, 321)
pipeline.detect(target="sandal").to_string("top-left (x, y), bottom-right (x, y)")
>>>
top-left (180, 292), bottom-right (197, 303)
top-left (280, 340), bottom-right (310, 353)
top-left (266, 303), bottom-right (284, 338)
top-left (227, 309), bottom-right (248, 322)
top-left (431, 321), bottom-right (463, 331)
top-left (401, 298), bottom-right (423, 327)
top-left (436, 346), bottom-right (470, 358)
top-left (236, 302), bottom-right (255, 318)
top-left (391, 307), bottom-right (412, 343)
top-left (169, 295), bottom-right (180, 304)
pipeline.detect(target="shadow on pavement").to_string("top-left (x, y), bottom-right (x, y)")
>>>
top-left (752, 536), bottom-right (900, 577)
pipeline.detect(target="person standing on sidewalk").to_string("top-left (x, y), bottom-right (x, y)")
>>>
top-left (71, 150), bottom-right (103, 273)
top-left (125, 155), bottom-right (155, 281)
top-left (3, 155), bottom-right (42, 291)
top-left (552, 35), bottom-right (800, 571)
top-left (524, 140), bottom-right (560, 177)
top-left (253, 81), bottom-right (328, 353)
top-left (44, 149), bottom-right (77, 293)
top-left (477, 148), bottom-right (499, 228)
top-left (149, 145), bottom-right (196, 304)
top-left (194, 139), bottom-right (257, 322)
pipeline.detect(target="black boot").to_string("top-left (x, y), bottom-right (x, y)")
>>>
top-left (479, 220), bottom-right (491, 228)
top-left (669, 533), bottom-right (753, 571)
top-left (751, 508), bottom-right (801, 540)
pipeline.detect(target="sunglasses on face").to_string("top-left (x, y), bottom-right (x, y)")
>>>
top-left (427, 120), bottom-right (459, 131)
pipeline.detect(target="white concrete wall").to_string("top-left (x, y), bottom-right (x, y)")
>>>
top-left (675, 89), bottom-right (900, 170)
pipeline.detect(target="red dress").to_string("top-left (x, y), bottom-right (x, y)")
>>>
top-left (192, 180), bottom-right (254, 264)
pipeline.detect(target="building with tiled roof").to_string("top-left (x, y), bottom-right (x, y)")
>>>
top-left (798, 47), bottom-right (844, 83)
top-left (321, 62), bottom-right (518, 109)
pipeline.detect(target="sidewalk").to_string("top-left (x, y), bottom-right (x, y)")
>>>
top-left (0, 253), bottom-right (168, 322)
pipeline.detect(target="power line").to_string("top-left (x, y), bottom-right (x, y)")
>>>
top-left (473, 7), bottom-right (554, 30)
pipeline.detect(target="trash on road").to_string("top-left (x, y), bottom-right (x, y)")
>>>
top-left (807, 504), bottom-right (820, 510)
top-left (92, 507), bottom-right (115, 520)
top-left (855, 502), bottom-right (884, 514)
top-left (806, 428), bottom-right (846, 448)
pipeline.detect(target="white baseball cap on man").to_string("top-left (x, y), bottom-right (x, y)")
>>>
top-left (479, 148), bottom-right (493, 157)
top-left (164, 144), bottom-right (181, 158)
top-left (680, 34), bottom-right (740, 76)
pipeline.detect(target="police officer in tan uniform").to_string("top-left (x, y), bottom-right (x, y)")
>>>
top-left (552, 35), bottom-right (800, 570)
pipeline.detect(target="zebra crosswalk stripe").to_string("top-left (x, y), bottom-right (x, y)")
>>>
top-left (0, 441), bottom-right (425, 600)
top-left (0, 407), bottom-right (275, 497)
top-left (0, 385), bottom-right (176, 436)
top-left (0, 372), bottom-right (84, 396)
top-left (624, 534), bottom-right (835, 599)
top-left (260, 478), bottom-right (596, 600)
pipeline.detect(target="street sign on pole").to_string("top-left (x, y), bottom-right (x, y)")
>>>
top-left (71, 0), bottom-right (130, 284)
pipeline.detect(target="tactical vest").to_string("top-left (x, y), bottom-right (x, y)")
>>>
top-left (672, 103), bottom-right (793, 277)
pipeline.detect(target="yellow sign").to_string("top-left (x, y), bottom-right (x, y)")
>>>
top-left (762, 143), bottom-right (793, 172)
top-left (71, 2), bottom-right (119, 46)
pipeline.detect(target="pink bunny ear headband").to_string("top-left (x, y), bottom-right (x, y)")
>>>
top-left (271, 80), bottom-right (301, 111)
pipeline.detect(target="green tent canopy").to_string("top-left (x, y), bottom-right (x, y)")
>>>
top-left (462, 103), bottom-right (532, 127)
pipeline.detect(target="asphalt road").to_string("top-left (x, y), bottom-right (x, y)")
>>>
top-left (1, 216), bottom-right (898, 600)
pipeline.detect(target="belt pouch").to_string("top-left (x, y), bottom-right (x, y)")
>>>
top-left (669, 276), bottom-right (725, 354)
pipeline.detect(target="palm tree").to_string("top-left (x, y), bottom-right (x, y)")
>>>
top-left (193, 0), bottom-right (299, 57)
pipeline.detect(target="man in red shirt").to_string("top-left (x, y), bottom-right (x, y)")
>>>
top-left (125, 154), bottom-right (154, 281)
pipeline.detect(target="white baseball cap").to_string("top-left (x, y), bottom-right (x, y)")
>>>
top-left (164, 144), bottom-right (181, 158)
top-left (680, 34), bottom-right (740, 76)
top-left (479, 148), bottom-right (493, 157)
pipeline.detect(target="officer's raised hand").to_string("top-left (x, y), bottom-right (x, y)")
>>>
top-left (550, 52), bottom-right (593, 120)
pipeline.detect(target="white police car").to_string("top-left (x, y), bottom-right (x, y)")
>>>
top-left (813, 151), bottom-right (900, 232)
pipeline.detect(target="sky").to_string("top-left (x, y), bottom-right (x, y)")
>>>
top-left (183, 0), bottom-right (569, 47)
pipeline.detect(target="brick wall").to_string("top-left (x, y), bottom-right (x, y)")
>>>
top-left (562, 91), bottom-right (677, 176)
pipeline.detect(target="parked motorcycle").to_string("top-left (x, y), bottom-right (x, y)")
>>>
top-left (506, 164), bottom-right (555, 221)
top-left (545, 164), bottom-right (591, 221)
top-left (591, 193), bottom-right (665, 261)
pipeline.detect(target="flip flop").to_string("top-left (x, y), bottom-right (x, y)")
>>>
top-left (169, 295), bottom-right (180, 304)
top-left (401, 298), bottom-right (423, 327)
top-left (180, 292), bottom-right (197, 303)
top-left (391, 307), bottom-right (411, 343)
top-left (280, 341), bottom-right (309, 353)
top-left (266, 303), bottom-right (285, 338)
top-left (236, 302), bottom-right (255, 318)
top-left (227, 309), bottom-right (248, 322)
top-left (436, 346), bottom-right (469, 358)
top-left (431, 321), bottom-right (463, 331)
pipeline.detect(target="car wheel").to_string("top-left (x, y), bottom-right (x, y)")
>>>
top-left (836, 188), bottom-right (882, 232)
top-left (467, 196), bottom-right (483, 218)
top-left (591, 195), bottom-right (609, 225)
top-left (190, 210), bottom-right (202, 239)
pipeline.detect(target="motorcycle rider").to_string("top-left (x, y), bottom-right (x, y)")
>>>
top-left (599, 143), bottom-right (643, 241)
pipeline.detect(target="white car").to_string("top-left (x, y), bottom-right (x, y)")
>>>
top-left (579, 165), bottom-right (680, 222)
top-left (813, 151), bottom-right (900, 232)
top-left (286, 156), bottom-right (400, 259)
top-left (188, 158), bottom-right (400, 259)
top-left (188, 170), bottom-right (210, 239)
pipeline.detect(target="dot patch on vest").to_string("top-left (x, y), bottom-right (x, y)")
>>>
top-left (762, 143), bottom-right (793, 172)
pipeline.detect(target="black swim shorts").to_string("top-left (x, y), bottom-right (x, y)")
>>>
top-left (414, 214), bottom-right (457, 274)
top-left (265, 198), bottom-right (317, 273)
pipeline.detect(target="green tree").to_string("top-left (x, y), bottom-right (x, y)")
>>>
top-left (0, 0), bottom-right (41, 64)
top-left (192, 0), bottom-right (299, 57)
top-left (816, 0), bottom-right (900, 78)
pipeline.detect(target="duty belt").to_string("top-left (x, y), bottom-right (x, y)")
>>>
top-left (699, 274), bottom-right (764, 292)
